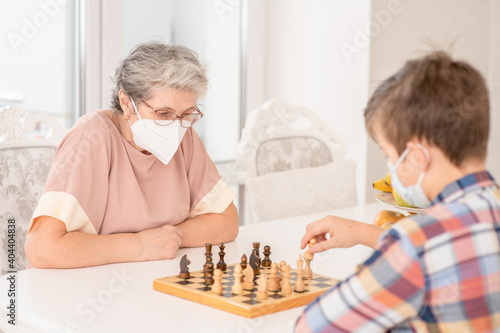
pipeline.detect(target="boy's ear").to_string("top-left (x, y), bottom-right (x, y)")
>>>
top-left (407, 141), bottom-right (431, 172)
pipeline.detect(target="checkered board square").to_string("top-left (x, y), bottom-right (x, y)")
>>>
top-left (153, 264), bottom-right (339, 318)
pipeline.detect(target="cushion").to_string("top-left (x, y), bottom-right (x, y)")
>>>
top-left (246, 161), bottom-right (357, 223)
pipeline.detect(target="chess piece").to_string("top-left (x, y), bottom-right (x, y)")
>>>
top-left (204, 262), bottom-right (214, 285)
top-left (303, 238), bottom-right (316, 279)
top-left (211, 269), bottom-right (223, 294)
top-left (262, 245), bottom-right (272, 267)
top-left (249, 249), bottom-right (260, 275)
top-left (281, 264), bottom-right (292, 295)
top-left (242, 264), bottom-right (255, 291)
top-left (253, 242), bottom-right (261, 266)
top-left (294, 254), bottom-right (305, 292)
top-left (303, 258), bottom-right (313, 279)
top-left (279, 261), bottom-right (286, 286)
top-left (179, 254), bottom-right (191, 279)
top-left (256, 274), bottom-right (268, 300)
top-left (232, 264), bottom-right (244, 295)
top-left (240, 254), bottom-right (248, 270)
top-left (203, 243), bottom-right (213, 274)
top-left (267, 262), bottom-right (280, 292)
top-left (303, 238), bottom-right (316, 261)
top-left (217, 243), bottom-right (227, 271)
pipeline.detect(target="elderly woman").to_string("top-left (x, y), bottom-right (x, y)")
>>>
top-left (25, 42), bottom-right (239, 268)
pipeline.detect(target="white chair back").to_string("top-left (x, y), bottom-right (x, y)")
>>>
top-left (236, 100), bottom-right (357, 223)
top-left (0, 106), bottom-right (67, 273)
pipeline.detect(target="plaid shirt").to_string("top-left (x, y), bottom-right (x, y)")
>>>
top-left (295, 171), bottom-right (500, 333)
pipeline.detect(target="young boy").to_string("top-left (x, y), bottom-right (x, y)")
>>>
top-left (295, 51), bottom-right (500, 332)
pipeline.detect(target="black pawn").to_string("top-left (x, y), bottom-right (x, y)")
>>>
top-left (262, 245), bottom-right (272, 267)
top-left (240, 254), bottom-right (248, 270)
top-left (204, 262), bottom-right (214, 285)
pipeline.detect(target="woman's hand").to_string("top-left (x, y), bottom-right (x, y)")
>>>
top-left (300, 215), bottom-right (384, 254)
top-left (137, 224), bottom-right (183, 261)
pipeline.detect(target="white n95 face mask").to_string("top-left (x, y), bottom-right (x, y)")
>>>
top-left (129, 99), bottom-right (187, 165)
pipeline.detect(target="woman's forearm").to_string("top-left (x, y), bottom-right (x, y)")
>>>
top-left (176, 203), bottom-right (239, 247)
top-left (26, 216), bottom-right (144, 268)
top-left (26, 216), bottom-right (182, 268)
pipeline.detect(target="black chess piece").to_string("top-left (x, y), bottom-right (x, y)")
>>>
top-left (217, 243), bottom-right (227, 271)
top-left (204, 262), bottom-right (215, 285)
top-left (240, 254), bottom-right (248, 270)
top-left (249, 249), bottom-right (260, 275)
top-left (262, 245), bottom-right (272, 267)
top-left (179, 254), bottom-right (191, 279)
top-left (203, 243), bottom-right (213, 274)
top-left (253, 242), bottom-right (261, 266)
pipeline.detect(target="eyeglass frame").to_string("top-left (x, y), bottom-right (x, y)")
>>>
top-left (140, 100), bottom-right (204, 127)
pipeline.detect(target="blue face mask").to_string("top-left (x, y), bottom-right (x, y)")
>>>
top-left (387, 145), bottom-right (431, 209)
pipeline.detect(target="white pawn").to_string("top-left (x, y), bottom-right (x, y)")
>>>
top-left (256, 274), bottom-right (268, 300)
top-left (279, 261), bottom-right (287, 287)
top-left (278, 261), bottom-right (286, 285)
top-left (232, 264), bottom-right (243, 295)
top-left (212, 269), bottom-right (223, 295)
top-left (281, 264), bottom-right (293, 295)
top-left (267, 262), bottom-right (280, 292)
top-left (294, 254), bottom-right (305, 292)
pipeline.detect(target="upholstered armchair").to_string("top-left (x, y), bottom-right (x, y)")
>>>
top-left (235, 100), bottom-right (357, 223)
top-left (0, 106), bottom-right (67, 274)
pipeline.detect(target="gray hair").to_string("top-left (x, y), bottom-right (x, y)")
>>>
top-left (111, 41), bottom-right (208, 113)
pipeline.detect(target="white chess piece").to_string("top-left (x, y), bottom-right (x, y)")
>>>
top-left (232, 264), bottom-right (243, 294)
top-left (211, 269), bottom-right (223, 294)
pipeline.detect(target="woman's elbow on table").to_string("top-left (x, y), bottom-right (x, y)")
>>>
top-left (25, 216), bottom-right (69, 268)
top-left (224, 203), bottom-right (240, 242)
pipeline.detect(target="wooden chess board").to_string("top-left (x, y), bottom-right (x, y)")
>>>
top-left (153, 264), bottom-right (339, 318)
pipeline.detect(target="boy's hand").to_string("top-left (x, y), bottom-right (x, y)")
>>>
top-left (300, 216), bottom-right (383, 253)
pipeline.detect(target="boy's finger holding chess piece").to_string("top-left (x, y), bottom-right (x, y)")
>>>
top-left (300, 216), bottom-right (382, 251)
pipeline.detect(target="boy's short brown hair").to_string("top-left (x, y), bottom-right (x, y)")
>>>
top-left (364, 51), bottom-right (490, 166)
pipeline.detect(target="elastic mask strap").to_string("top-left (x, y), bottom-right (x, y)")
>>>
top-left (130, 98), bottom-right (142, 120)
top-left (394, 147), bottom-right (411, 169)
top-left (415, 143), bottom-right (430, 164)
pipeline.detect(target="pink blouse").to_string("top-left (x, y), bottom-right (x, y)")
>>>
top-left (29, 111), bottom-right (235, 235)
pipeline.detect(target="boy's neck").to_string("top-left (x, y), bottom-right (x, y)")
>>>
top-left (424, 154), bottom-right (487, 202)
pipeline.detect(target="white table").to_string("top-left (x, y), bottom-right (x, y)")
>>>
top-left (0, 203), bottom-right (386, 333)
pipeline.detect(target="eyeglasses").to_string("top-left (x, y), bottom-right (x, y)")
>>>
top-left (141, 100), bottom-right (204, 127)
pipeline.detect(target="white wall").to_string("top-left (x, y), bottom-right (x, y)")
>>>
top-left (99, 0), bottom-right (241, 162)
top-left (488, 0), bottom-right (500, 179)
top-left (367, 0), bottom-right (499, 201)
top-left (0, 0), bottom-right (75, 126)
top-left (248, 0), bottom-right (372, 205)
